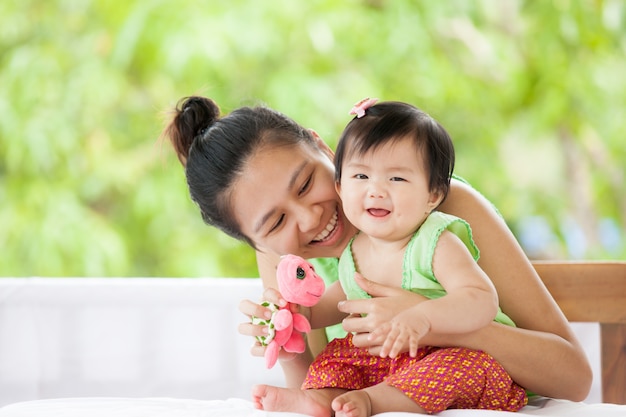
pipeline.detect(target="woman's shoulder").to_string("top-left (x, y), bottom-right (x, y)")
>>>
top-left (443, 175), bottom-right (503, 220)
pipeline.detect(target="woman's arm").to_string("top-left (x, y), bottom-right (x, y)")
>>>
top-left (341, 272), bottom-right (591, 400)
top-left (307, 281), bottom-right (349, 329)
top-left (235, 250), bottom-right (316, 388)
top-left (241, 251), bottom-right (347, 388)
top-left (428, 322), bottom-right (590, 400)
top-left (439, 178), bottom-right (592, 400)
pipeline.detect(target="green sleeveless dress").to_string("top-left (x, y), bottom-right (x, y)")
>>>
top-left (310, 211), bottom-right (515, 342)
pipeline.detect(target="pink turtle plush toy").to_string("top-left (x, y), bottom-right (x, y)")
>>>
top-left (253, 254), bottom-right (325, 369)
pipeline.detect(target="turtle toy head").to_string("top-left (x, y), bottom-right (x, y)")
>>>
top-left (276, 254), bottom-right (325, 307)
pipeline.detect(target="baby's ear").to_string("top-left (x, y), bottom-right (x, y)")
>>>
top-left (334, 180), bottom-right (342, 197)
top-left (427, 189), bottom-right (445, 211)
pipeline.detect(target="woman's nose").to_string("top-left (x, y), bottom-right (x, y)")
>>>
top-left (297, 203), bottom-right (323, 233)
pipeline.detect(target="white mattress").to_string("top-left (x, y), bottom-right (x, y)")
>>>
top-left (0, 278), bottom-right (621, 416)
top-left (1, 396), bottom-right (625, 417)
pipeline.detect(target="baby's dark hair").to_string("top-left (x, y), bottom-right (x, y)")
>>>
top-left (334, 101), bottom-right (455, 201)
top-left (163, 96), bottom-right (317, 248)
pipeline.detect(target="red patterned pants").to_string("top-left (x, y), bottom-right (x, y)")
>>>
top-left (302, 334), bottom-right (527, 414)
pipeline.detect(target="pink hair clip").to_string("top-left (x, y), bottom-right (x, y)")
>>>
top-left (349, 97), bottom-right (379, 118)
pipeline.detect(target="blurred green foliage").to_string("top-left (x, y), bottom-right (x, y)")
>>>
top-left (1, 0), bottom-right (624, 277)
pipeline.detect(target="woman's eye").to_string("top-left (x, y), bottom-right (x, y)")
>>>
top-left (298, 175), bottom-right (312, 195)
top-left (269, 214), bottom-right (285, 233)
top-left (355, 174), bottom-right (368, 179)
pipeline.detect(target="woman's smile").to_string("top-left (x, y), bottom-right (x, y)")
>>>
top-left (312, 209), bottom-right (338, 243)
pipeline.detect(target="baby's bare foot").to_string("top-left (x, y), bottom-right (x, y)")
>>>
top-left (332, 390), bottom-right (372, 417)
top-left (252, 384), bottom-right (331, 417)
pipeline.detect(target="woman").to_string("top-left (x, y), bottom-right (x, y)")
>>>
top-left (163, 95), bottom-right (592, 402)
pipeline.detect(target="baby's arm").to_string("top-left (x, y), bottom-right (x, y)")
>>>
top-left (372, 230), bottom-right (499, 358)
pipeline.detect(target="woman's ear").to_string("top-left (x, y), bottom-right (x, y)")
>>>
top-left (309, 129), bottom-right (335, 160)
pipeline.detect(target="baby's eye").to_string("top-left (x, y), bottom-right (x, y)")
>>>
top-left (390, 177), bottom-right (406, 182)
top-left (354, 174), bottom-right (368, 179)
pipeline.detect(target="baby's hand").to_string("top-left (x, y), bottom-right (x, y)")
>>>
top-left (368, 311), bottom-right (431, 358)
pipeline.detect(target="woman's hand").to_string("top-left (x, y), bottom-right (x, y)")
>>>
top-left (338, 273), bottom-right (427, 355)
top-left (237, 287), bottom-right (299, 359)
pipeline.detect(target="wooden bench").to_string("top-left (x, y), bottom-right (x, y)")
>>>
top-left (533, 261), bottom-right (626, 404)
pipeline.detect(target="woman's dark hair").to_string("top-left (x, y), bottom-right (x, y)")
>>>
top-left (334, 101), bottom-right (455, 202)
top-left (163, 96), bottom-right (317, 248)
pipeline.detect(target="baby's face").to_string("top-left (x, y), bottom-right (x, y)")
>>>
top-left (337, 136), bottom-right (441, 242)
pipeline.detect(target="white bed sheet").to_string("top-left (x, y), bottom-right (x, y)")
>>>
top-left (0, 278), bottom-right (622, 416)
top-left (1, 396), bottom-right (625, 417)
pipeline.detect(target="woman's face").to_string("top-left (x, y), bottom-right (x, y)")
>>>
top-left (230, 140), bottom-right (357, 259)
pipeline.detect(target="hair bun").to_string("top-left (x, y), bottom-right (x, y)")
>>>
top-left (164, 96), bottom-right (221, 165)
top-left (181, 96), bottom-right (220, 136)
